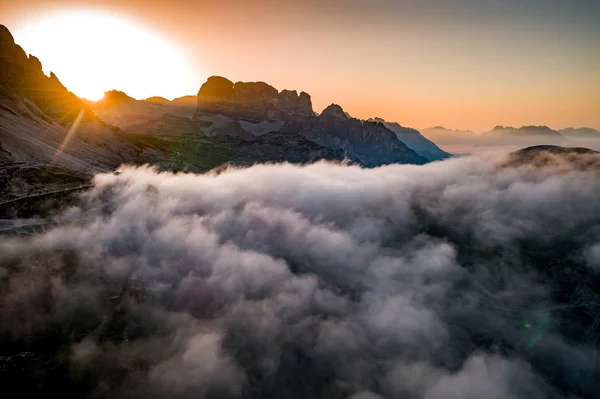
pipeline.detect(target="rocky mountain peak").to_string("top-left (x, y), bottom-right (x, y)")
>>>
top-left (196, 76), bottom-right (314, 121)
top-left (197, 76), bottom-right (235, 98)
top-left (520, 125), bottom-right (554, 133)
top-left (98, 90), bottom-right (136, 106)
top-left (0, 24), bottom-right (88, 122)
top-left (233, 81), bottom-right (279, 101)
top-left (0, 24), bottom-right (15, 47)
top-left (320, 104), bottom-right (349, 120)
top-left (193, 76), bottom-right (428, 165)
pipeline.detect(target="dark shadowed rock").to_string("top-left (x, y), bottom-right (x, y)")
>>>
top-left (298, 91), bottom-right (311, 110)
top-left (502, 145), bottom-right (600, 170)
top-left (196, 76), bottom-right (315, 121)
top-left (279, 89), bottom-right (299, 105)
top-left (0, 24), bottom-right (15, 44)
top-left (279, 89), bottom-right (313, 116)
top-left (0, 24), bottom-right (141, 171)
top-left (233, 81), bottom-right (279, 101)
top-left (288, 104), bottom-right (428, 166)
top-left (320, 104), bottom-right (349, 120)
top-left (372, 117), bottom-right (451, 161)
top-left (194, 76), bottom-right (428, 166)
top-left (0, 24), bottom-right (96, 123)
top-left (0, 25), bottom-right (31, 90)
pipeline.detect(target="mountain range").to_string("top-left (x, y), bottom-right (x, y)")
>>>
top-left (2, 22), bottom-right (451, 175)
top-left (1, 20), bottom-right (599, 204)
top-left (421, 125), bottom-right (600, 154)
top-left (90, 75), bottom-right (441, 166)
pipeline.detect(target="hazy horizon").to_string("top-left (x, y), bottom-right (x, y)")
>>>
top-left (2, 0), bottom-right (599, 131)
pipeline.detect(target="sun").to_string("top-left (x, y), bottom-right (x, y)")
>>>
top-left (13, 10), bottom-right (201, 101)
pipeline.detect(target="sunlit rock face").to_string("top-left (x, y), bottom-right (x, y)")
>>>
top-left (197, 75), bottom-right (236, 98)
top-left (196, 76), bottom-right (427, 166)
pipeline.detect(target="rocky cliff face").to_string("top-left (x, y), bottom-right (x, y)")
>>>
top-left (289, 104), bottom-right (428, 165)
top-left (370, 117), bottom-right (451, 161)
top-left (0, 24), bottom-right (138, 171)
top-left (196, 76), bottom-right (314, 122)
top-left (195, 76), bottom-right (428, 166)
top-left (0, 25), bottom-right (91, 123)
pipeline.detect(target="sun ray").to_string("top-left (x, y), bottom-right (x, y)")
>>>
top-left (53, 107), bottom-right (85, 163)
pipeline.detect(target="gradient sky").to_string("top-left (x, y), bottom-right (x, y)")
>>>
top-left (2, 0), bottom-right (599, 131)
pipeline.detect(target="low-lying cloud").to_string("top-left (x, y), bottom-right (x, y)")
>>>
top-left (1, 149), bottom-right (600, 398)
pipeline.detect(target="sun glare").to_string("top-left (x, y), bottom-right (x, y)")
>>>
top-left (13, 10), bottom-right (201, 101)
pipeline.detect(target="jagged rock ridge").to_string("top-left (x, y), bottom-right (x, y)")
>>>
top-left (370, 117), bottom-right (451, 161)
top-left (194, 76), bottom-right (428, 166)
top-left (196, 76), bottom-right (314, 122)
top-left (0, 24), bottom-right (349, 175)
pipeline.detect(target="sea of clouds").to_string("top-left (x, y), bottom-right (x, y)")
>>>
top-left (1, 149), bottom-right (600, 398)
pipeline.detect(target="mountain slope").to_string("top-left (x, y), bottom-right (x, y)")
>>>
top-left (0, 24), bottom-right (348, 179)
top-left (92, 90), bottom-right (197, 133)
top-left (89, 75), bottom-right (430, 166)
top-left (371, 118), bottom-right (451, 161)
top-left (420, 125), bottom-right (600, 154)
top-left (0, 24), bottom-right (137, 172)
top-left (192, 76), bottom-right (428, 166)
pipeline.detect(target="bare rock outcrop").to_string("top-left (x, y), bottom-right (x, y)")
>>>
top-left (195, 76), bottom-right (427, 166)
top-left (196, 76), bottom-right (314, 122)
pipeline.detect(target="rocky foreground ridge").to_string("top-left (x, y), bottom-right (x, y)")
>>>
top-left (0, 24), bottom-right (138, 172)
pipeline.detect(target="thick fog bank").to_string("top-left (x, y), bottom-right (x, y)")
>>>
top-left (2, 149), bottom-right (600, 398)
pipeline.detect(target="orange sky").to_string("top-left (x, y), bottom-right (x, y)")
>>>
top-left (2, 0), bottom-right (599, 131)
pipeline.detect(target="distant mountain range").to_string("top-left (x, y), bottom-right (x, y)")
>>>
top-left (559, 127), bottom-right (600, 138)
top-left (420, 125), bottom-right (600, 154)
